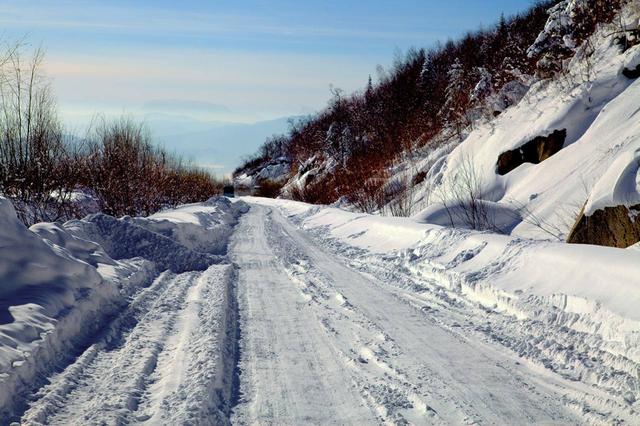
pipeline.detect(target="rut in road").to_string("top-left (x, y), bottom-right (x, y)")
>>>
top-left (21, 264), bottom-right (235, 426)
top-left (229, 205), bottom-right (584, 425)
top-left (15, 201), bottom-right (612, 425)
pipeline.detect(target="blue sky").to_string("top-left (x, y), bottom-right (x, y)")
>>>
top-left (1, 1), bottom-right (535, 124)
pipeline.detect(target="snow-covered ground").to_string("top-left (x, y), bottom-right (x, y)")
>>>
top-left (408, 4), bottom-right (640, 242)
top-left (1, 194), bottom-right (639, 424)
top-left (3, 4), bottom-right (640, 425)
top-left (0, 196), bottom-right (247, 423)
top-left (245, 196), bottom-right (640, 424)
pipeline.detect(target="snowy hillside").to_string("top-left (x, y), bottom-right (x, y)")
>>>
top-left (414, 3), bottom-right (640, 244)
top-left (236, 0), bottom-right (640, 248)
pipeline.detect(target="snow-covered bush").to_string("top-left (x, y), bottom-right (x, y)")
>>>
top-left (528, 0), bottom-right (622, 77)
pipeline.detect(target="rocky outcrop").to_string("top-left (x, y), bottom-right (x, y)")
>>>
top-left (622, 64), bottom-right (640, 79)
top-left (567, 204), bottom-right (640, 248)
top-left (496, 129), bottom-right (567, 175)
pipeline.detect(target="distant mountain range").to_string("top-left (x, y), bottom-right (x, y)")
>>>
top-left (144, 114), bottom-right (297, 177)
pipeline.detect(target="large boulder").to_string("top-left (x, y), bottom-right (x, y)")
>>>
top-left (568, 148), bottom-right (640, 248)
top-left (567, 204), bottom-right (640, 248)
top-left (496, 129), bottom-right (566, 175)
top-left (622, 64), bottom-right (640, 79)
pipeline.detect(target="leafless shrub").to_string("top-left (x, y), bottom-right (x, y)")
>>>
top-left (254, 179), bottom-right (284, 198)
top-left (0, 43), bottom-right (223, 224)
top-left (383, 156), bottom-right (423, 217)
top-left (506, 199), bottom-right (564, 240)
top-left (349, 177), bottom-right (386, 213)
top-left (385, 176), bottom-right (414, 217)
top-left (436, 155), bottom-right (495, 231)
top-left (82, 116), bottom-right (222, 217)
top-left (340, 158), bottom-right (387, 213)
top-left (0, 44), bottom-right (81, 224)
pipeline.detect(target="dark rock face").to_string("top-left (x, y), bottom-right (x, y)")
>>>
top-left (496, 129), bottom-right (567, 175)
top-left (622, 64), bottom-right (640, 79)
top-left (567, 204), bottom-right (640, 248)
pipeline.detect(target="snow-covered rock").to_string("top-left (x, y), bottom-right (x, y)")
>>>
top-left (233, 157), bottom-right (291, 192)
top-left (584, 147), bottom-right (640, 216)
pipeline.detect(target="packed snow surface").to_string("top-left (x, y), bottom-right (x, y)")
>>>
top-left (0, 196), bottom-right (246, 423)
top-left (1, 194), bottom-right (639, 424)
top-left (242, 196), bottom-right (640, 424)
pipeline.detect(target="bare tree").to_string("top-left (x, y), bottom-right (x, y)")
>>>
top-left (0, 44), bottom-right (78, 224)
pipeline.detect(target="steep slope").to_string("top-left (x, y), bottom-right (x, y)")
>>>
top-left (236, 1), bottom-right (640, 248)
top-left (416, 5), bottom-right (640, 243)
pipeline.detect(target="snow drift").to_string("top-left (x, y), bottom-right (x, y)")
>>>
top-left (0, 197), bottom-right (120, 418)
top-left (250, 196), bottom-right (640, 418)
top-left (0, 196), bottom-right (247, 421)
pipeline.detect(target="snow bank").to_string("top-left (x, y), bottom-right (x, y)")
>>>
top-left (0, 196), bottom-right (248, 420)
top-left (253, 197), bottom-right (427, 253)
top-left (59, 197), bottom-right (248, 274)
top-left (249, 196), bottom-right (640, 405)
top-left (259, 196), bottom-right (640, 323)
top-left (141, 196), bottom-right (249, 254)
top-left (0, 197), bottom-right (120, 418)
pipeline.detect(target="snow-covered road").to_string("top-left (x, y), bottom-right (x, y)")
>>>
top-left (20, 265), bottom-right (236, 425)
top-left (9, 199), bottom-right (638, 424)
top-left (230, 205), bottom-right (582, 424)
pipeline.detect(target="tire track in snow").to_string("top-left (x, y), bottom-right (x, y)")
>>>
top-left (306, 224), bottom-right (640, 423)
top-left (233, 204), bottom-right (584, 425)
top-left (272, 229), bottom-right (441, 424)
top-left (21, 269), bottom-right (203, 425)
top-left (229, 207), bottom-right (378, 425)
top-left (270, 214), bottom-right (500, 424)
top-left (134, 264), bottom-right (237, 425)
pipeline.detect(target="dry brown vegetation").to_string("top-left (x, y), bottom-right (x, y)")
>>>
top-left (80, 117), bottom-right (222, 217)
top-left (235, 0), bottom-right (624, 213)
top-left (0, 44), bottom-right (222, 225)
top-left (235, 1), bottom-right (556, 206)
